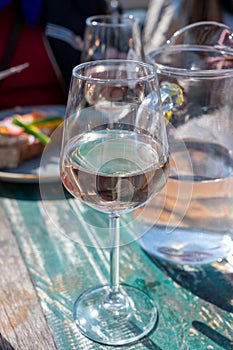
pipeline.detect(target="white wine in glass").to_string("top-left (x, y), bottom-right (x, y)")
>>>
top-left (60, 59), bottom-right (169, 346)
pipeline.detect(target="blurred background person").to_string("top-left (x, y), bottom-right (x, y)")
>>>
top-left (0, 0), bottom-right (108, 110)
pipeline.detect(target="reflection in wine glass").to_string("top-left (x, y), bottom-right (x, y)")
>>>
top-left (81, 14), bottom-right (143, 62)
top-left (60, 60), bottom-right (169, 345)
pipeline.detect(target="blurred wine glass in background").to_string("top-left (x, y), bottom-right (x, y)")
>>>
top-left (81, 14), bottom-right (143, 62)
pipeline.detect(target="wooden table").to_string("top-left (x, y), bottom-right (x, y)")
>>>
top-left (0, 180), bottom-right (232, 349)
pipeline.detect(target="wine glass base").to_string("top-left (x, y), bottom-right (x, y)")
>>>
top-left (73, 283), bottom-right (157, 346)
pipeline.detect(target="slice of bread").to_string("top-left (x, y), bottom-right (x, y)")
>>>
top-left (0, 111), bottom-right (60, 169)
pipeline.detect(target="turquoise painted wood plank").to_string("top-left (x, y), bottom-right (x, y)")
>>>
top-left (0, 204), bottom-right (57, 350)
top-left (0, 182), bottom-right (232, 350)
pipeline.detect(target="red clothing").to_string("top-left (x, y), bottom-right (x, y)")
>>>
top-left (0, 2), bottom-right (66, 110)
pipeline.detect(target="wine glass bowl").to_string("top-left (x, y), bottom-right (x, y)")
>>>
top-left (81, 14), bottom-right (143, 62)
top-left (60, 59), bottom-right (169, 345)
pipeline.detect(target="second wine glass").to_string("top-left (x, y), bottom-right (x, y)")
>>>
top-left (81, 14), bottom-right (143, 62)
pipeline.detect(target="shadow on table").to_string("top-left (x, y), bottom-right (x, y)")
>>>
top-left (144, 253), bottom-right (233, 313)
top-left (192, 321), bottom-right (233, 350)
top-left (0, 180), bottom-right (71, 201)
top-left (0, 333), bottom-right (15, 349)
top-left (136, 336), bottom-right (163, 350)
top-left (0, 181), bottom-right (40, 200)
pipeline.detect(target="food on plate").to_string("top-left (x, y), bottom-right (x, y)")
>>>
top-left (0, 110), bottom-right (63, 169)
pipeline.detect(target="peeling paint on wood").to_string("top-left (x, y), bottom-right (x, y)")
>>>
top-left (0, 204), bottom-right (57, 350)
top-left (0, 182), bottom-right (232, 349)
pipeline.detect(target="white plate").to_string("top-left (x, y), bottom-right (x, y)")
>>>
top-left (0, 105), bottom-right (66, 183)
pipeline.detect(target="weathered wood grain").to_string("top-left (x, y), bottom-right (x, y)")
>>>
top-left (0, 182), bottom-right (232, 350)
top-left (0, 204), bottom-right (57, 350)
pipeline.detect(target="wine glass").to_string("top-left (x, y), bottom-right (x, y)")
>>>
top-left (80, 14), bottom-right (143, 62)
top-left (60, 59), bottom-right (169, 346)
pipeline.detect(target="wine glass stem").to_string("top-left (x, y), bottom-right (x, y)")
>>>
top-left (109, 213), bottom-right (120, 294)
